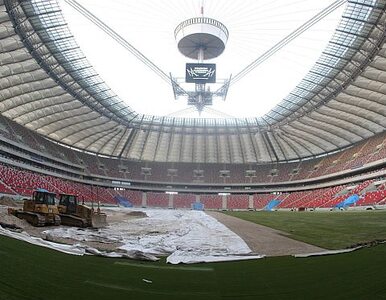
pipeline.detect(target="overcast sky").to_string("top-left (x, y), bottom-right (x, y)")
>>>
top-left (59, 0), bottom-right (345, 118)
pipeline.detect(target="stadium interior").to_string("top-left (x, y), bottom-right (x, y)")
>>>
top-left (0, 0), bottom-right (386, 299)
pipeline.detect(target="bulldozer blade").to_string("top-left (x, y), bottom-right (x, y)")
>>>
top-left (91, 213), bottom-right (107, 228)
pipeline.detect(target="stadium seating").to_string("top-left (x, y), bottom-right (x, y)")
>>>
top-left (117, 189), bottom-right (143, 206)
top-left (0, 160), bottom-right (385, 209)
top-left (173, 193), bottom-right (196, 209)
top-left (146, 192), bottom-right (169, 208)
top-left (277, 191), bottom-right (310, 209)
top-left (253, 194), bottom-right (276, 209)
top-left (227, 194), bottom-right (249, 210)
top-left (200, 194), bottom-right (222, 210)
top-left (1, 115), bottom-right (385, 185)
top-left (264, 199), bottom-right (282, 211)
top-left (356, 190), bottom-right (386, 206)
top-left (0, 163), bottom-right (116, 204)
top-left (0, 181), bottom-right (16, 195)
top-left (0, 113), bottom-right (385, 211)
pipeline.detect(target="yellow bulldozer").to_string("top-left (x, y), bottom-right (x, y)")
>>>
top-left (11, 190), bottom-right (61, 226)
top-left (57, 193), bottom-right (107, 228)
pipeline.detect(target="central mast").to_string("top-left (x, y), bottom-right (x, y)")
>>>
top-left (172, 1), bottom-right (230, 113)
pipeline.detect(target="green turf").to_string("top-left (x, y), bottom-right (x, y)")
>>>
top-left (224, 210), bottom-right (386, 249)
top-left (1, 235), bottom-right (386, 300)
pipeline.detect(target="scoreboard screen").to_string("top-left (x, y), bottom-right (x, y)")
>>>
top-left (185, 63), bottom-right (216, 84)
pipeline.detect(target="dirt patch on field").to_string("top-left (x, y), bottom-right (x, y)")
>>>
top-left (0, 206), bottom-right (58, 237)
top-left (207, 211), bottom-right (324, 256)
top-left (0, 196), bottom-right (19, 207)
top-left (0, 206), bottom-right (147, 252)
top-left (33, 208), bottom-right (147, 252)
top-left (0, 206), bottom-right (30, 230)
top-left (103, 209), bottom-right (147, 223)
top-left (127, 211), bottom-right (147, 217)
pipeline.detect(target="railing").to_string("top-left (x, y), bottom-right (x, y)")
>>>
top-left (175, 17), bottom-right (229, 39)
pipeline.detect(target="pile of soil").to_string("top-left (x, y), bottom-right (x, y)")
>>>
top-left (106, 209), bottom-right (147, 223)
top-left (127, 211), bottom-right (147, 218)
top-left (0, 206), bottom-right (124, 251)
top-left (0, 196), bottom-right (19, 207)
top-left (0, 208), bottom-right (120, 251)
top-left (0, 206), bottom-right (31, 230)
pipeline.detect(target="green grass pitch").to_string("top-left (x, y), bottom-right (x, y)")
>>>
top-left (1, 210), bottom-right (386, 299)
top-left (224, 210), bottom-right (386, 249)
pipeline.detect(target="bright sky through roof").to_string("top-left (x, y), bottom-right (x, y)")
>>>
top-left (59, 0), bottom-right (345, 118)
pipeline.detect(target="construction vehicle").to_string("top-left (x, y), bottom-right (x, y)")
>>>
top-left (57, 193), bottom-right (107, 228)
top-left (11, 189), bottom-right (61, 227)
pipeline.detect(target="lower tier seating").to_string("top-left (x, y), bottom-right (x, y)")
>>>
top-left (0, 163), bottom-right (385, 209)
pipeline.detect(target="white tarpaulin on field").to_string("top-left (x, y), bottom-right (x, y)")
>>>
top-left (0, 225), bottom-right (85, 255)
top-left (0, 225), bottom-right (159, 260)
top-left (42, 208), bottom-right (263, 264)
